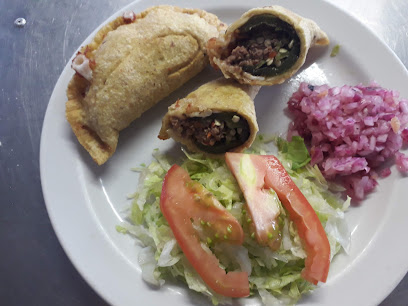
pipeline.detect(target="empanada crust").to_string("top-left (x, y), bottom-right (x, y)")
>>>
top-left (66, 6), bottom-right (226, 165)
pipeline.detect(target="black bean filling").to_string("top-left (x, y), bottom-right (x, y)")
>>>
top-left (225, 14), bottom-right (301, 77)
top-left (170, 112), bottom-right (250, 154)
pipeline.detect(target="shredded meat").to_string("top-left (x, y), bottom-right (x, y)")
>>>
top-left (170, 115), bottom-right (248, 148)
top-left (225, 28), bottom-right (294, 69)
top-left (227, 39), bottom-right (277, 67)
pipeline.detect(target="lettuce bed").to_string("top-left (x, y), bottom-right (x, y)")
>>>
top-left (117, 136), bottom-right (350, 305)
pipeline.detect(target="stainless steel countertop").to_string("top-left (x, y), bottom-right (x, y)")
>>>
top-left (1, 0), bottom-right (407, 304)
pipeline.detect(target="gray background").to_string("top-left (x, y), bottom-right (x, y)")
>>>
top-left (1, 0), bottom-right (407, 305)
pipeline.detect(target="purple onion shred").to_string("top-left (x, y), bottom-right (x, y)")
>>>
top-left (288, 82), bottom-right (408, 200)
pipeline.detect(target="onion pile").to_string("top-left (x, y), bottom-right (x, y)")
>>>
top-left (287, 82), bottom-right (408, 200)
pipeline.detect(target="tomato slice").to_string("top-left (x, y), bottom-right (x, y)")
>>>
top-left (160, 164), bottom-right (250, 297)
top-left (225, 153), bottom-right (330, 285)
top-left (224, 154), bottom-right (282, 250)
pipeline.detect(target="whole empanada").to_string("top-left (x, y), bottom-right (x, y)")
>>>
top-left (66, 6), bottom-right (226, 165)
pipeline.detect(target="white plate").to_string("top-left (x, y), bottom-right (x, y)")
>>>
top-left (40, 0), bottom-right (408, 305)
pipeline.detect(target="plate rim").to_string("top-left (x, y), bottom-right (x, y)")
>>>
top-left (40, 0), bottom-right (408, 305)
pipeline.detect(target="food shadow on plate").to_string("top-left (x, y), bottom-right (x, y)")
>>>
top-left (161, 277), bottom-right (258, 306)
top-left (254, 82), bottom-right (290, 138)
top-left (209, 7), bottom-right (248, 24)
top-left (302, 44), bottom-right (331, 71)
top-left (297, 288), bottom-right (321, 305)
top-left (160, 141), bottom-right (191, 161)
top-left (163, 278), bottom-right (212, 306)
top-left (68, 131), bottom-right (112, 180)
top-left (134, 272), bottom-right (232, 306)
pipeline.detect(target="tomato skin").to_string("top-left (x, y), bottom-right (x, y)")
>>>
top-left (224, 154), bottom-right (282, 250)
top-left (160, 165), bottom-right (250, 298)
top-left (225, 153), bottom-right (330, 285)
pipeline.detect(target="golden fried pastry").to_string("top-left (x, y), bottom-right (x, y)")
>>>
top-left (158, 78), bottom-right (259, 155)
top-left (207, 6), bottom-right (329, 86)
top-left (66, 6), bottom-right (226, 165)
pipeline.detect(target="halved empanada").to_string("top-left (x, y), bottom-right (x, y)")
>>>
top-left (159, 78), bottom-right (259, 156)
top-left (207, 6), bottom-right (329, 86)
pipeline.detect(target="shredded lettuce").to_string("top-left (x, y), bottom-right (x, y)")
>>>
top-left (277, 136), bottom-right (311, 170)
top-left (119, 136), bottom-right (350, 305)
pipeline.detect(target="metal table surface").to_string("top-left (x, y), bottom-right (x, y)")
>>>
top-left (1, 0), bottom-right (407, 305)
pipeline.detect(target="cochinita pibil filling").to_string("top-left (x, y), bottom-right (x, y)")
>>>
top-left (170, 112), bottom-right (250, 154)
top-left (225, 14), bottom-right (301, 77)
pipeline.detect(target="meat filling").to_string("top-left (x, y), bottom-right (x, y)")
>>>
top-left (224, 14), bottom-right (300, 77)
top-left (170, 112), bottom-right (250, 154)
